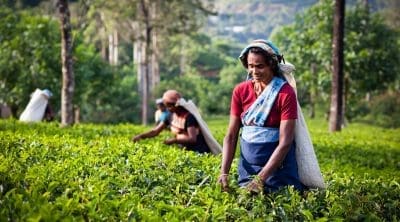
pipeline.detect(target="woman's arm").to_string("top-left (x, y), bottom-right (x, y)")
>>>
top-left (132, 122), bottom-right (166, 142)
top-left (218, 115), bottom-right (241, 190)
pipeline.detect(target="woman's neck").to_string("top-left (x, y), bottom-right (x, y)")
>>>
top-left (252, 76), bottom-right (274, 97)
top-left (254, 75), bottom-right (273, 85)
top-left (174, 106), bottom-right (188, 116)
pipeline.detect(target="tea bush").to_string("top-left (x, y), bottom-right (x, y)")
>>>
top-left (0, 118), bottom-right (399, 221)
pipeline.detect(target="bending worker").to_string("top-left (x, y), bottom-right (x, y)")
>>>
top-left (132, 90), bottom-right (219, 154)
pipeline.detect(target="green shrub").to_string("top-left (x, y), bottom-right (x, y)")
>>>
top-left (0, 118), bottom-right (399, 221)
top-left (359, 91), bottom-right (400, 128)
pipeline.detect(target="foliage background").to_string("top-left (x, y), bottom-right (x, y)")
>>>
top-left (0, 0), bottom-right (399, 127)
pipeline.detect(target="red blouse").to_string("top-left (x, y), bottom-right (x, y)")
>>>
top-left (230, 80), bottom-right (298, 127)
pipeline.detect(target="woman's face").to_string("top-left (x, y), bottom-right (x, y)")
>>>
top-left (163, 101), bottom-right (177, 112)
top-left (247, 52), bottom-right (273, 83)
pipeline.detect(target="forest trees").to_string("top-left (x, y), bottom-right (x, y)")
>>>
top-left (133, 0), bottom-right (216, 124)
top-left (0, 1), bottom-right (398, 127)
top-left (82, 0), bottom-right (216, 124)
top-left (271, 0), bottom-right (400, 126)
top-left (0, 8), bottom-right (61, 117)
top-left (0, 0), bottom-right (216, 124)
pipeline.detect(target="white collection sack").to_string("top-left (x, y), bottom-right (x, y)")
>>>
top-left (281, 64), bottom-right (325, 189)
top-left (19, 89), bottom-right (51, 122)
top-left (176, 98), bottom-right (222, 155)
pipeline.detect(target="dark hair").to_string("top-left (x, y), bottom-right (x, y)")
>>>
top-left (243, 47), bottom-right (281, 77)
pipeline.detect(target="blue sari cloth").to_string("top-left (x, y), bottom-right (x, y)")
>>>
top-left (239, 77), bottom-right (304, 192)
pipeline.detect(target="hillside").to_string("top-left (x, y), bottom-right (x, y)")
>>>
top-left (203, 0), bottom-right (394, 44)
top-left (203, 0), bottom-right (317, 44)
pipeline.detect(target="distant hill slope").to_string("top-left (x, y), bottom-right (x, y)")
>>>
top-left (203, 0), bottom-right (317, 44)
top-left (203, 0), bottom-right (393, 45)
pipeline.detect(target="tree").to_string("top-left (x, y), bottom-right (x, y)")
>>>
top-left (0, 8), bottom-right (61, 117)
top-left (135, 0), bottom-right (151, 125)
top-left (272, 0), bottom-right (400, 123)
top-left (132, 0), bottom-right (216, 125)
top-left (0, 2), bottom-right (142, 123)
top-left (329, 0), bottom-right (345, 132)
top-left (81, 1), bottom-right (122, 64)
top-left (79, 0), bottom-right (215, 125)
top-left (58, 0), bottom-right (74, 126)
top-left (271, 1), bottom-right (333, 119)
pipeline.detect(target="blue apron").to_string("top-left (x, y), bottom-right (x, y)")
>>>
top-left (238, 137), bottom-right (303, 192)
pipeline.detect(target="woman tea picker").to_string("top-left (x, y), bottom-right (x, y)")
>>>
top-left (218, 39), bottom-right (324, 193)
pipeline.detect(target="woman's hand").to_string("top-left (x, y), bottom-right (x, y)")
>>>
top-left (246, 176), bottom-right (264, 194)
top-left (131, 135), bottom-right (141, 142)
top-left (217, 174), bottom-right (230, 192)
top-left (164, 137), bottom-right (177, 145)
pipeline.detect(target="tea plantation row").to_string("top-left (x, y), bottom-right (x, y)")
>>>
top-left (0, 118), bottom-right (399, 221)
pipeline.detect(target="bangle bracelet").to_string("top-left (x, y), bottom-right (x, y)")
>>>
top-left (220, 173), bottom-right (229, 176)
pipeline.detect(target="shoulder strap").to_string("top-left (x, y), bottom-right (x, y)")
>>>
top-left (242, 77), bottom-right (286, 126)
